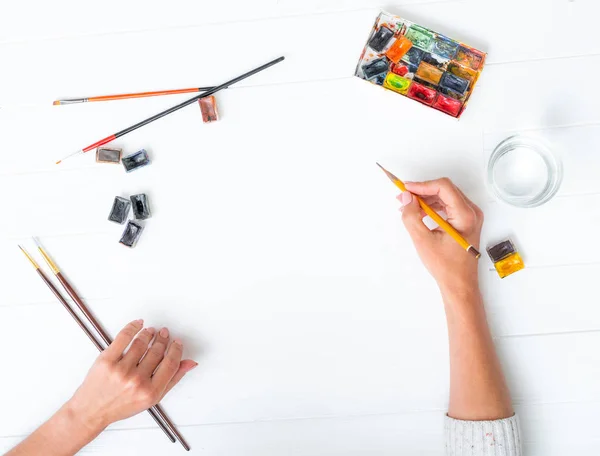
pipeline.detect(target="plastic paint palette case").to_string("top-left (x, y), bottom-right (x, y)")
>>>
top-left (130, 193), bottom-right (151, 220)
top-left (122, 149), bottom-right (151, 172)
top-left (355, 11), bottom-right (486, 118)
top-left (487, 239), bottom-right (525, 279)
top-left (108, 196), bottom-right (131, 224)
top-left (96, 147), bottom-right (122, 164)
top-left (199, 96), bottom-right (220, 123)
top-left (120, 220), bottom-right (144, 248)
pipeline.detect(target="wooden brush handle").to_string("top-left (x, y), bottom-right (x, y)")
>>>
top-left (57, 273), bottom-right (113, 346)
top-left (38, 270), bottom-right (104, 351)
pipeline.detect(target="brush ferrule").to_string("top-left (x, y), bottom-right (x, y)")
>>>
top-left (18, 246), bottom-right (40, 269)
top-left (38, 248), bottom-right (60, 274)
top-left (56, 98), bottom-right (87, 104)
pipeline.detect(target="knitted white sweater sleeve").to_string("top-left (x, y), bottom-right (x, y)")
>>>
top-left (445, 414), bottom-right (522, 456)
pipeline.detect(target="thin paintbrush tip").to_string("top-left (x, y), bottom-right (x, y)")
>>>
top-left (18, 244), bottom-right (39, 269)
top-left (32, 237), bottom-right (42, 249)
top-left (55, 149), bottom-right (83, 165)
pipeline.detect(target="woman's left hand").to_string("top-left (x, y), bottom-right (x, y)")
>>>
top-left (67, 319), bottom-right (197, 432)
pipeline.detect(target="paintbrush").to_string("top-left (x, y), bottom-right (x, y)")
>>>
top-left (376, 163), bottom-right (481, 259)
top-left (53, 86), bottom-right (216, 105)
top-left (56, 56), bottom-right (285, 164)
top-left (17, 245), bottom-right (180, 446)
top-left (31, 239), bottom-right (191, 450)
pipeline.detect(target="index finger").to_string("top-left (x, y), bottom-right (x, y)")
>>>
top-left (404, 178), bottom-right (471, 213)
top-left (103, 319), bottom-right (144, 361)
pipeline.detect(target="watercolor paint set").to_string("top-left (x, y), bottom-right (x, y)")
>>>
top-left (355, 11), bottom-right (486, 118)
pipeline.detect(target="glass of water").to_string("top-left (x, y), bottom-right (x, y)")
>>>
top-left (487, 135), bottom-right (562, 208)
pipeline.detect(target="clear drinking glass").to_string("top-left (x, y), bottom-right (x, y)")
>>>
top-left (487, 135), bottom-right (562, 208)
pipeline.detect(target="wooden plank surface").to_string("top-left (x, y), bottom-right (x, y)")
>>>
top-left (1, 401), bottom-right (598, 455)
top-left (2, 0), bottom-right (600, 107)
top-left (2, 293), bottom-right (600, 434)
top-left (1, 0), bottom-right (600, 454)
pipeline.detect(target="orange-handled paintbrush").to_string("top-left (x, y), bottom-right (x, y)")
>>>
top-left (52, 86), bottom-right (216, 105)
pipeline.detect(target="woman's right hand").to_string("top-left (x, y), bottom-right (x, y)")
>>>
top-left (397, 178), bottom-right (483, 295)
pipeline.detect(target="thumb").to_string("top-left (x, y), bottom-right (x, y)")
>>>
top-left (400, 192), bottom-right (431, 240)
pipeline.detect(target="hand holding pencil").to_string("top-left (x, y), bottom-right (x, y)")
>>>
top-left (394, 176), bottom-right (484, 294)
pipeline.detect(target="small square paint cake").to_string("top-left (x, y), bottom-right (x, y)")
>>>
top-left (355, 11), bottom-right (486, 118)
top-left (96, 147), bottom-right (122, 164)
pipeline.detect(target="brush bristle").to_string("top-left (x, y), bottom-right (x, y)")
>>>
top-left (52, 101), bottom-right (60, 106)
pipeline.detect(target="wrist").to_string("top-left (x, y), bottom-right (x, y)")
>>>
top-left (439, 279), bottom-right (481, 306)
top-left (440, 282), bottom-right (488, 330)
top-left (63, 397), bottom-right (107, 438)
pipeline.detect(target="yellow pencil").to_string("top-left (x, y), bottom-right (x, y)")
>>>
top-left (376, 163), bottom-right (481, 259)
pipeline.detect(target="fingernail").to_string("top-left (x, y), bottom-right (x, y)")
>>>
top-left (190, 362), bottom-right (199, 370)
top-left (133, 319), bottom-right (143, 326)
top-left (396, 194), bottom-right (402, 201)
top-left (173, 338), bottom-right (183, 346)
top-left (145, 327), bottom-right (156, 335)
top-left (400, 192), bottom-right (412, 205)
top-left (159, 327), bottom-right (169, 338)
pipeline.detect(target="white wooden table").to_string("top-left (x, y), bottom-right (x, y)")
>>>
top-left (1, 1), bottom-right (598, 454)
